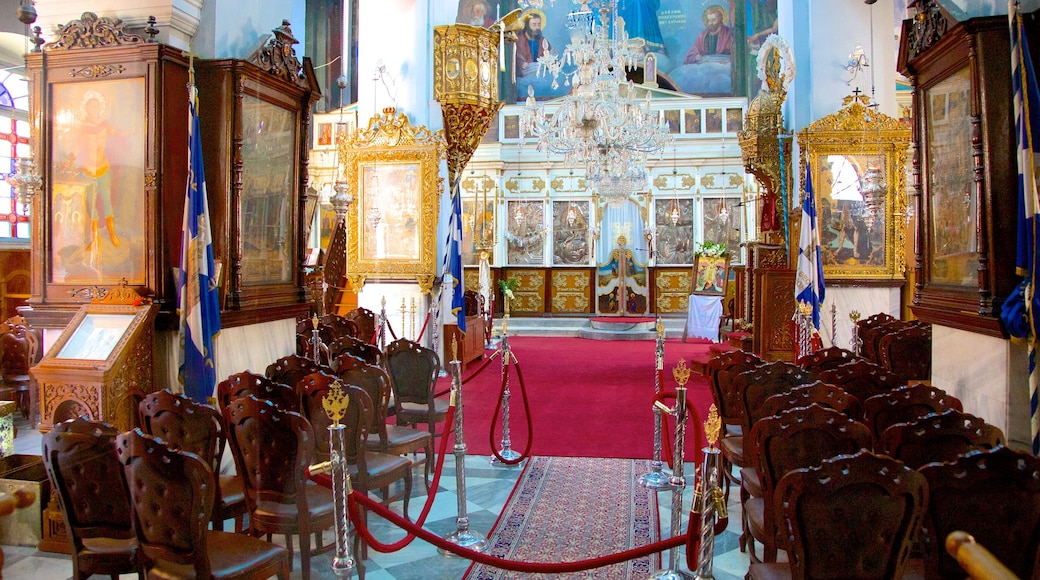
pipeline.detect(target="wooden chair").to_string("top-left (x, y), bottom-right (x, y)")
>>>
top-left (322, 313), bottom-right (360, 341)
top-left (855, 312), bottom-right (896, 359)
top-left (877, 408), bottom-right (1004, 470)
top-left (796, 346), bottom-right (859, 375)
top-left (744, 404), bottom-right (873, 563)
top-left (116, 428), bottom-right (291, 580)
top-left (862, 383), bottom-right (963, 442)
top-left (223, 395), bottom-right (335, 580)
top-left (299, 384), bottom-right (411, 515)
top-left (340, 363), bottom-right (433, 491)
top-left (0, 321), bottom-right (41, 425)
top-left (749, 450), bottom-right (927, 580)
top-left (386, 338), bottom-right (447, 439)
top-left (266, 354), bottom-right (327, 394)
top-left (757, 381), bottom-right (861, 422)
top-left (346, 307), bottom-right (378, 344)
top-left (707, 350), bottom-right (765, 509)
top-left (333, 337), bottom-right (385, 368)
top-left (137, 389), bottom-right (248, 532)
top-left (816, 358), bottom-right (906, 414)
top-left (877, 323), bottom-right (932, 383)
top-left (40, 417), bottom-right (140, 580)
top-left (216, 370), bottom-right (300, 413)
top-left (918, 446), bottom-right (1040, 580)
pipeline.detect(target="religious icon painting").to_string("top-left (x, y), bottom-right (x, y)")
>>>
top-left (552, 200), bottom-right (590, 266)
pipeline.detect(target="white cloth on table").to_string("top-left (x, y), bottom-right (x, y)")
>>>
top-left (685, 294), bottom-right (723, 342)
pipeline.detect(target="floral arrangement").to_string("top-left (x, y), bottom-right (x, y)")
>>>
top-left (498, 277), bottom-right (520, 301)
top-left (695, 241), bottom-right (729, 258)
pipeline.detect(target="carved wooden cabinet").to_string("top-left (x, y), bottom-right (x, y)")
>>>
top-left (194, 22), bottom-right (320, 327)
top-left (23, 14), bottom-right (189, 329)
top-left (898, 7), bottom-right (1037, 336)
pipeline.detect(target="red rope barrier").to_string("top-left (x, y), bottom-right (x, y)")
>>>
top-left (348, 490), bottom-right (687, 573)
top-left (488, 351), bottom-right (534, 465)
top-left (308, 405), bottom-right (456, 551)
top-left (414, 311), bottom-right (431, 342)
top-left (384, 318), bottom-right (399, 341)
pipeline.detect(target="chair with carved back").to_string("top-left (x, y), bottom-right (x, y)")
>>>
top-left (917, 446), bottom-right (1040, 580)
top-left (298, 375), bottom-right (412, 513)
top-left (326, 335), bottom-right (366, 361)
top-left (340, 363), bottom-right (433, 491)
top-left (877, 323), bottom-right (932, 383)
top-left (223, 394), bottom-right (335, 580)
top-left (796, 346), bottom-right (859, 375)
top-left (266, 354), bottom-right (327, 396)
top-left (0, 320), bottom-right (41, 425)
top-left (862, 382), bottom-right (963, 443)
top-left (757, 381), bottom-right (861, 422)
top-left (816, 358), bottom-right (906, 416)
top-left (322, 313), bottom-right (359, 341)
top-left (217, 370), bottom-right (300, 414)
top-left (731, 360), bottom-right (816, 553)
top-left (115, 428), bottom-right (291, 579)
top-left (855, 312), bottom-right (896, 360)
top-left (339, 338), bottom-right (385, 369)
top-left (747, 450), bottom-right (927, 580)
top-left (40, 417), bottom-right (140, 580)
top-left (877, 408), bottom-right (1005, 470)
top-left (744, 404), bottom-right (873, 564)
top-left (386, 338), bottom-right (447, 439)
top-left (346, 307), bottom-right (378, 344)
top-left (706, 350), bottom-right (765, 507)
top-left (137, 389), bottom-right (248, 533)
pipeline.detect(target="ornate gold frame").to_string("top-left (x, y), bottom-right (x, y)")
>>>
top-left (797, 95), bottom-right (911, 281)
top-left (341, 108), bottom-right (445, 293)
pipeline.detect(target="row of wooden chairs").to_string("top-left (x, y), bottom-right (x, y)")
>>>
top-left (856, 313), bottom-right (933, 382)
top-left (745, 443), bottom-right (1040, 580)
top-left (0, 315), bottom-right (41, 425)
top-left (296, 308), bottom-right (379, 362)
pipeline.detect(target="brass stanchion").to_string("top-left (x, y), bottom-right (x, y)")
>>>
top-left (441, 337), bottom-right (489, 554)
top-left (649, 360), bottom-right (694, 579)
top-left (693, 406), bottom-right (727, 580)
top-left (378, 296), bottom-right (387, 351)
top-left (321, 381), bottom-right (357, 577)
top-left (491, 304), bottom-right (521, 466)
top-left (640, 318), bottom-right (674, 490)
top-left (310, 313), bottom-right (329, 366)
top-left (401, 297), bottom-right (407, 340)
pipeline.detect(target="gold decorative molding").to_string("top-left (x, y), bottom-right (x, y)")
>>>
top-left (551, 270), bottom-right (590, 313)
top-left (549, 174), bottom-right (588, 194)
top-left (68, 64), bottom-right (125, 78)
top-left (504, 175), bottom-right (547, 195)
top-left (45, 12), bottom-right (146, 51)
top-left (652, 172), bottom-right (695, 191)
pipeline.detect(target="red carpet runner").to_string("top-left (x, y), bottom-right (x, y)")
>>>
top-left (464, 456), bottom-right (660, 579)
top-left (451, 336), bottom-right (713, 460)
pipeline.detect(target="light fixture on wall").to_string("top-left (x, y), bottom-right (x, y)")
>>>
top-left (519, 0), bottom-right (669, 207)
top-left (7, 0), bottom-right (42, 211)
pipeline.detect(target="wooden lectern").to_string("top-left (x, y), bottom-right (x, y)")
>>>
top-left (31, 286), bottom-right (157, 432)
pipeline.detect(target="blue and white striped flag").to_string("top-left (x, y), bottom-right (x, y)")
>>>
top-left (795, 161), bottom-right (825, 331)
top-left (178, 84), bottom-right (221, 403)
top-left (1010, 0), bottom-right (1040, 454)
top-left (448, 182), bottom-right (466, 333)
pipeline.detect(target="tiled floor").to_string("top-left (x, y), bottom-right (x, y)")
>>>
top-left (0, 414), bottom-right (751, 579)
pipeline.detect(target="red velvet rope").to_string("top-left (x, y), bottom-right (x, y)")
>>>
top-left (488, 351), bottom-right (534, 465)
top-left (348, 490), bottom-right (687, 573)
top-left (414, 311), bottom-right (431, 343)
top-left (308, 404), bottom-right (457, 551)
top-left (434, 349), bottom-right (502, 399)
top-left (384, 318), bottom-right (399, 341)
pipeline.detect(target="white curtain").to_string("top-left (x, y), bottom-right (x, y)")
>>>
top-left (596, 200), bottom-right (648, 265)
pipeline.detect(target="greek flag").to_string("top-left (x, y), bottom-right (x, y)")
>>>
top-left (1010, 0), bottom-right (1040, 454)
top-left (795, 161), bottom-right (825, 330)
top-left (448, 183), bottom-right (466, 333)
top-left (178, 85), bottom-right (221, 403)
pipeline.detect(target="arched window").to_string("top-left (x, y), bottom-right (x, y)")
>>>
top-left (0, 71), bottom-right (31, 241)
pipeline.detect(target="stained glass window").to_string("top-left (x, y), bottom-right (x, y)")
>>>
top-left (0, 71), bottom-right (31, 242)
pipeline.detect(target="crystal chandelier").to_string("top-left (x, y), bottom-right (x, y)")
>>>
top-left (519, 0), bottom-right (669, 206)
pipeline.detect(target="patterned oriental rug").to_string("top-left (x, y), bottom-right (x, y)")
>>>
top-left (464, 456), bottom-right (661, 579)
